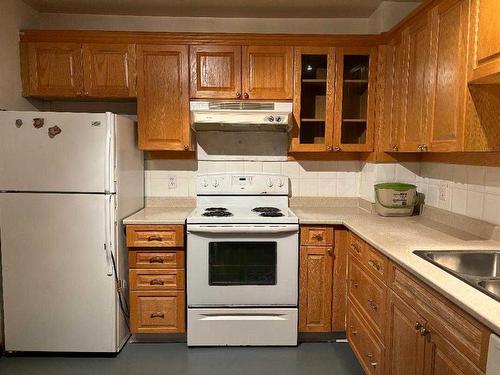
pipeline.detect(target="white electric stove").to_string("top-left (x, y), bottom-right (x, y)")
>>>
top-left (186, 173), bottom-right (299, 346)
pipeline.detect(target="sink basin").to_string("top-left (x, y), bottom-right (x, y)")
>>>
top-left (418, 251), bottom-right (500, 278)
top-left (478, 280), bottom-right (500, 298)
top-left (414, 250), bottom-right (500, 302)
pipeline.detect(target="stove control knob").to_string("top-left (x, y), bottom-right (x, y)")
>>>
top-left (201, 179), bottom-right (209, 187)
top-left (267, 178), bottom-right (274, 187)
top-left (266, 116), bottom-right (275, 122)
top-left (277, 179), bottom-right (284, 187)
top-left (212, 179), bottom-right (219, 188)
top-left (275, 116), bottom-right (282, 123)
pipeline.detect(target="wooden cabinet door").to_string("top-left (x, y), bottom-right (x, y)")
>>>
top-left (468, 0), bottom-right (500, 84)
top-left (386, 291), bottom-right (426, 375)
top-left (136, 45), bottom-right (190, 151)
top-left (190, 45), bottom-right (242, 99)
top-left (333, 47), bottom-right (376, 152)
top-left (290, 47), bottom-right (335, 152)
top-left (242, 46), bottom-right (293, 100)
top-left (83, 43), bottom-right (136, 98)
top-left (26, 42), bottom-right (83, 97)
top-left (426, 0), bottom-right (469, 152)
top-left (299, 246), bottom-right (333, 332)
top-left (399, 16), bottom-right (432, 152)
top-left (424, 327), bottom-right (484, 375)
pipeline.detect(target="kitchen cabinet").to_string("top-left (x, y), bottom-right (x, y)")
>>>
top-left (136, 44), bottom-right (191, 151)
top-left (468, 0), bottom-right (500, 84)
top-left (126, 224), bottom-right (186, 334)
top-left (23, 42), bottom-right (84, 97)
top-left (22, 42), bottom-right (136, 98)
top-left (398, 16), bottom-right (432, 152)
top-left (189, 45), bottom-right (242, 99)
top-left (291, 47), bottom-right (335, 152)
top-left (82, 43), bottom-right (136, 98)
top-left (333, 47), bottom-right (377, 152)
top-left (189, 44), bottom-right (293, 100)
top-left (426, 0), bottom-right (469, 152)
top-left (346, 230), bottom-right (491, 374)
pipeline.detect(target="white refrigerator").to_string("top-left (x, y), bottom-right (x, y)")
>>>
top-left (0, 111), bottom-right (144, 353)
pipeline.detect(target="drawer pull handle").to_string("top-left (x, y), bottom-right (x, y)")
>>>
top-left (149, 279), bottom-right (165, 286)
top-left (312, 234), bottom-right (323, 241)
top-left (349, 325), bottom-right (358, 335)
top-left (366, 353), bottom-right (373, 359)
top-left (368, 259), bottom-right (381, 271)
top-left (149, 256), bottom-right (165, 264)
top-left (351, 243), bottom-right (361, 253)
top-left (370, 362), bottom-right (378, 368)
top-left (350, 279), bottom-right (359, 288)
top-left (150, 312), bottom-right (165, 319)
top-left (368, 299), bottom-right (378, 311)
top-left (147, 235), bottom-right (163, 242)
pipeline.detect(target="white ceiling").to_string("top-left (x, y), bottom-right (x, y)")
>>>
top-left (23, 0), bottom-right (421, 18)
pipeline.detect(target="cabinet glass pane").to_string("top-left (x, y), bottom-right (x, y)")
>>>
top-left (341, 55), bottom-right (369, 145)
top-left (299, 55), bottom-right (328, 144)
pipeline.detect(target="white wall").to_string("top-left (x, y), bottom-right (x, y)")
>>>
top-left (0, 0), bottom-right (40, 111)
top-left (368, 1), bottom-right (421, 33)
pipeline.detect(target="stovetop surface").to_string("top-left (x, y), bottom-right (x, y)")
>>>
top-left (187, 206), bottom-right (299, 224)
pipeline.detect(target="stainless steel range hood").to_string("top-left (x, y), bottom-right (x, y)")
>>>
top-left (190, 101), bottom-right (293, 132)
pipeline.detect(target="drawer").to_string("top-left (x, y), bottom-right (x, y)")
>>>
top-left (126, 225), bottom-right (184, 248)
top-left (390, 264), bottom-right (490, 370)
top-left (300, 226), bottom-right (334, 246)
top-left (348, 258), bottom-right (386, 339)
top-left (347, 299), bottom-right (384, 375)
top-left (129, 269), bottom-right (185, 291)
top-left (129, 250), bottom-right (184, 269)
top-left (130, 291), bottom-right (185, 333)
top-left (348, 231), bottom-right (365, 260)
top-left (364, 245), bottom-right (389, 283)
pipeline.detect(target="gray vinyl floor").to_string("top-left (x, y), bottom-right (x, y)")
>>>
top-left (0, 342), bottom-right (364, 375)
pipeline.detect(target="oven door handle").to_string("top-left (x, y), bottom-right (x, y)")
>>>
top-left (187, 225), bottom-right (298, 234)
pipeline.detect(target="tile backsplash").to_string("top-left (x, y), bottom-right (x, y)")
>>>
top-left (144, 159), bottom-right (500, 226)
top-left (145, 159), bottom-right (361, 198)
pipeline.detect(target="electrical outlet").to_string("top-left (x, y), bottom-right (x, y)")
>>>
top-left (439, 182), bottom-right (449, 201)
top-left (168, 176), bottom-right (177, 189)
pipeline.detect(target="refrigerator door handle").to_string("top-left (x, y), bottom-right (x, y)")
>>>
top-left (104, 244), bottom-right (113, 276)
top-left (104, 195), bottom-right (114, 276)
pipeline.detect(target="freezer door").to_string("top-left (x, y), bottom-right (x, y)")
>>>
top-left (0, 111), bottom-right (113, 193)
top-left (0, 193), bottom-right (118, 352)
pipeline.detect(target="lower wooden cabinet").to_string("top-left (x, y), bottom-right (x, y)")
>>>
top-left (346, 230), bottom-right (491, 375)
top-left (127, 224), bottom-right (186, 334)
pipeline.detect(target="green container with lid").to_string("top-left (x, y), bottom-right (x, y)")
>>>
top-left (374, 182), bottom-right (418, 217)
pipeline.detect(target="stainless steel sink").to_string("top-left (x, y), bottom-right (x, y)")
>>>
top-left (414, 250), bottom-right (500, 302)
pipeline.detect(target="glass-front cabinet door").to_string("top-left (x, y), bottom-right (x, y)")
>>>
top-left (333, 47), bottom-right (376, 152)
top-left (290, 47), bottom-right (335, 152)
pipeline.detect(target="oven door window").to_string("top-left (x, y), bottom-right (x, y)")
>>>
top-left (208, 242), bottom-right (277, 286)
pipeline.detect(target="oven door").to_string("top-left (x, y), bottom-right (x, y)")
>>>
top-left (187, 224), bottom-right (299, 307)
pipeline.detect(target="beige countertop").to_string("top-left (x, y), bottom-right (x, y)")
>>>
top-left (123, 204), bottom-right (500, 334)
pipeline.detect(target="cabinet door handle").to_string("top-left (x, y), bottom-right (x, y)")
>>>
top-left (368, 259), bottom-right (381, 271)
top-left (392, 145), bottom-right (399, 152)
top-left (149, 279), bottom-right (165, 286)
top-left (244, 92), bottom-right (249, 99)
top-left (419, 327), bottom-right (430, 336)
top-left (327, 248), bottom-right (334, 257)
top-left (150, 312), bottom-right (165, 319)
top-left (415, 322), bottom-right (423, 330)
top-left (350, 279), bottom-right (359, 288)
top-left (149, 256), bottom-right (165, 264)
top-left (236, 92), bottom-right (241, 98)
top-left (147, 235), bottom-right (162, 242)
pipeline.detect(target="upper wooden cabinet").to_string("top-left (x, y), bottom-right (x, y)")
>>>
top-left (189, 45), bottom-right (242, 99)
top-left (24, 42), bottom-right (84, 97)
top-left (468, 0), bottom-right (500, 84)
top-left (82, 43), bottom-right (136, 98)
top-left (136, 44), bottom-right (190, 151)
top-left (242, 45), bottom-right (294, 100)
top-left (291, 47), bottom-right (335, 152)
top-left (190, 45), bottom-right (293, 100)
top-left (426, 0), bottom-right (469, 152)
top-left (22, 42), bottom-right (136, 98)
top-left (334, 47), bottom-right (377, 152)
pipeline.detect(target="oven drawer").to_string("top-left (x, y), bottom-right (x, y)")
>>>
top-left (129, 250), bottom-right (184, 269)
top-left (126, 225), bottom-right (184, 248)
top-left (187, 308), bottom-right (297, 346)
top-left (129, 269), bottom-right (185, 290)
